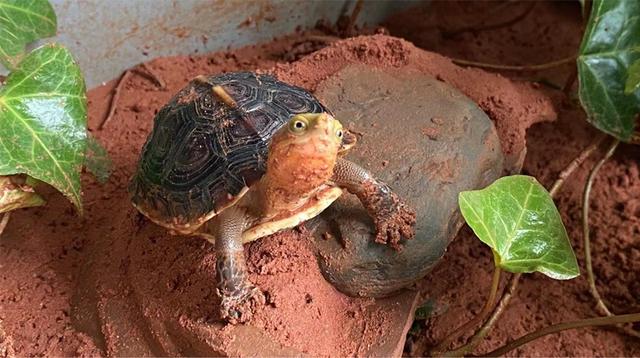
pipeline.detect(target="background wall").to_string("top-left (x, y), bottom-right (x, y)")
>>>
top-left (45, 0), bottom-right (416, 87)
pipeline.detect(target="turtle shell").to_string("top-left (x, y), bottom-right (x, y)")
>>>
top-left (129, 72), bottom-right (329, 232)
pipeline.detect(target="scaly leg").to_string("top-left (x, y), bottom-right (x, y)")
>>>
top-left (331, 158), bottom-right (416, 249)
top-left (209, 206), bottom-right (265, 324)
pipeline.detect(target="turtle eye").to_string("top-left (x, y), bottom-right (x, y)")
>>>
top-left (289, 117), bottom-right (308, 133)
top-left (336, 129), bottom-right (343, 138)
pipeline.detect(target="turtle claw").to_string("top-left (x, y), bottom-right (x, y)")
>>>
top-left (372, 191), bottom-right (416, 250)
top-left (219, 285), bottom-right (265, 324)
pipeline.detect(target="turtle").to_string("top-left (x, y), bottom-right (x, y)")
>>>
top-left (129, 71), bottom-right (416, 323)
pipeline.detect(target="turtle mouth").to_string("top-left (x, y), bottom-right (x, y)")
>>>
top-left (339, 129), bottom-right (357, 154)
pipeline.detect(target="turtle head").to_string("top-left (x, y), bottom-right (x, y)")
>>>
top-left (266, 113), bottom-right (343, 196)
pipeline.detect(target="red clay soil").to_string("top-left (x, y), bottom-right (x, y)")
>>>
top-left (0, 1), bottom-right (638, 357)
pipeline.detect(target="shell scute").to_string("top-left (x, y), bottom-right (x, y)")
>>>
top-left (130, 72), bottom-right (328, 231)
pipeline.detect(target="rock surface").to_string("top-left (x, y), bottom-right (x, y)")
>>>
top-left (309, 65), bottom-right (504, 297)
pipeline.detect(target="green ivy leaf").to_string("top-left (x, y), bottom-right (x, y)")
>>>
top-left (0, 44), bottom-right (87, 212)
top-left (625, 59), bottom-right (640, 95)
top-left (577, 0), bottom-right (640, 142)
top-left (458, 175), bottom-right (579, 280)
top-left (0, 175), bottom-right (44, 213)
top-left (85, 134), bottom-right (111, 184)
top-left (0, 0), bottom-right (57, 69)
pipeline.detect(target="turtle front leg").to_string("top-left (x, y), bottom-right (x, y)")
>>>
top-left (208, 207), bottom-right (265, 324)
top-left (332, 158), bottom-right (416, 249)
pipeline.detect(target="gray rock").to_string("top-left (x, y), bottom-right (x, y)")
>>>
top-left (309, 65), bottom-right (504, 297)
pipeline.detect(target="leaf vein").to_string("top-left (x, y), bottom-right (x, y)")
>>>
top-left (0, 101), bottom-right (79, 201)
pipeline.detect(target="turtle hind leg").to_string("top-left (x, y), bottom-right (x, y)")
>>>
top-left (209, 207), bottom-right (265, 324)
top-left (332, 158), bottom-right (416, 250)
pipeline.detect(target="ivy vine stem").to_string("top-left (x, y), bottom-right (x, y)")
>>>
top-left (431, 260), bottom-right (502, 354)
top-left (451, 56), bottom-right (576, 72)
top-left (99, 69), bottom-right (132, 130)
top-left (549, 133), bottom-right (606, 197)
top-left (582, 138), bottom-right (640, 338)
top-left (442, 1), bottom-right (536, 38)
top-left (583, 138), bottom-right (619, 317)
top-left (480, 313), bottom-right (640, 357)
top-left (0, 212), bottom-right (10, 236)
top-left (442, 273), bottom-right (522, 357)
